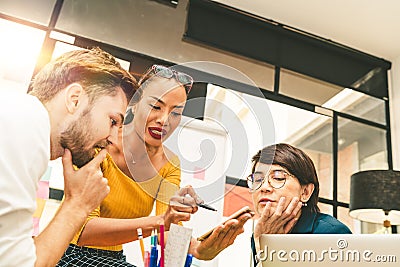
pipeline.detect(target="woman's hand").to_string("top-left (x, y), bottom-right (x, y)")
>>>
top-left (189, 213), bottom-right (252, 260)
top-left (254, 196), bottom-right (302, 240)
top-left (163, 185), bottom-right (203, 230)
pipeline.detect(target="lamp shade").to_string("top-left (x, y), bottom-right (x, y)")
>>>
top-left (349, 170), bottom-right (400, 225)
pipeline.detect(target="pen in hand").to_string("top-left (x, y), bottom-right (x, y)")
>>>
top-left (182, 191), bottom-right (217, 211)
top-left (198, 203), bottom-right (217, 211)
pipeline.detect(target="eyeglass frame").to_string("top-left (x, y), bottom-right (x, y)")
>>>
top-left (246, 169), bottom-right (295, 192)
top-left (142, 64), bottom-right (194, 94)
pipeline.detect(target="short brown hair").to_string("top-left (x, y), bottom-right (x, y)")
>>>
top-left (251, 143), bottom-right (320, 213)
top-left (30, 47), bottom-right (137, 103)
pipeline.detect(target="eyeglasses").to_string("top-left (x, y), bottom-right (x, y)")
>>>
top-left (247, 169), bottom-right (295, 192)
top-left (149, 64), bottom-right (193, 94)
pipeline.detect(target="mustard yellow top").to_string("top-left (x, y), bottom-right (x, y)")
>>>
top-left (71, 153), bottom-right (181, 251)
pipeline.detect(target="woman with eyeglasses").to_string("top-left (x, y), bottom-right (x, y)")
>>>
top-left (57, 65), bottom-right (251, 267)
top-left (249, 143), bottom-right (351, 266)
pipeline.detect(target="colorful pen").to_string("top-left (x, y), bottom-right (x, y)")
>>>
top-left (144, 251), bottom-right (150, 267)
top-left (184, 254), bottom-right (193, 267)
top-left (137, 228), bottom-right (145, 261)
top-left (149, 243), bottom-right (158, 267)
top-left (159, 223), bottom-right (165, 267)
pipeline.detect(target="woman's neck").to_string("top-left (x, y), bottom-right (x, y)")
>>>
top-left (116, 127), bottom-right (167, 181)
top-left (145, 143), bottom-right (163, 159)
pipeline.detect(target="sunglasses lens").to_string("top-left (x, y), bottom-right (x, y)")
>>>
top-left (151, 65), bottom-right (193, 93)
top-left (154, 65), bottom-right (173, 78)
top-left (176, 73), bottom-right (193, 86)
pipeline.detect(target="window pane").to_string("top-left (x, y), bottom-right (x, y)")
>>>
top-left (0, 0), bottom-right (55, 26)
top-left (318, 203), bottom-right (333, 215)
top-left (285, 112), bottom-right (333, 199)
top-left (323, 88), bottom-right (385, 125)
top-left (338, 206), bottom-right (358, 233)
top-left (205, 84), bottom-right (333, 202)
top-left (52, 41), bottom-right (131, 71)
top-left (56, 0), bottom-right (274, 91)
top-left (204, 84), bottom-right (275, 179)
top-left (52, 42), bottom-right (85, 60)
top-left (280, 68), bottom-right (343, 105)
top-left (337, 118), bottom-right (388, 203)
top-left (0, 19), bottom-right (45, 93)
top-left (302, 148), bottom-right (333, 200)
top-left (280, 69), bottom-right (386, 125)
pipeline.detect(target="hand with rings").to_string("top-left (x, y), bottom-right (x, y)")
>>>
top-left (163, 185), bottom-right (203, 230)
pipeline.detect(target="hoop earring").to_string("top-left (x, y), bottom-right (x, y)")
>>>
top-left (123, 108), bottom-right (134, 125)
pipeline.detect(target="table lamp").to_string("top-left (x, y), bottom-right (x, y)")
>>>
top-left (349, 170), bottom-right (400, 231)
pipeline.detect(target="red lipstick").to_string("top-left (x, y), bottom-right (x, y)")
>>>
top-left (148, 127), bottom-right (167, 139)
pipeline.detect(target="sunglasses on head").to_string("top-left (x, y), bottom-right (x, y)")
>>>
top-left (150, 64), bottom-right (193, 94)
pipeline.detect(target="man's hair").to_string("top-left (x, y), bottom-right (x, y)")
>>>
top-left (30, 47), bottom-right (137, 103)
top-left (251, 143), bottom-right (320, 213)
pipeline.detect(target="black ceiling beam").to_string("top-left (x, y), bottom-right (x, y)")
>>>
top-left (184, 0), bottom-right (391, 99)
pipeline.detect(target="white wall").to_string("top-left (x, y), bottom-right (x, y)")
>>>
top-left (389, 56), bottom-right (400, 170)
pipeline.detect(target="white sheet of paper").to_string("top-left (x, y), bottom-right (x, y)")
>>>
top-left (164, 223), bottom-right (193, 267)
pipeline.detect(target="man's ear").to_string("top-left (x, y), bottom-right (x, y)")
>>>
top-left (300, 183), bottom-right (315, 202)
top-left (65, 83), bottom-right (84, 113)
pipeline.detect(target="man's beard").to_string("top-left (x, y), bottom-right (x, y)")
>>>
top-left (60, 111), bottom-right (108, 168)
